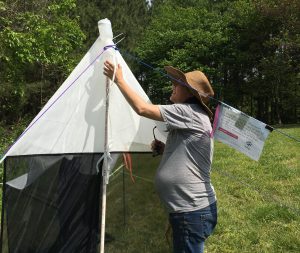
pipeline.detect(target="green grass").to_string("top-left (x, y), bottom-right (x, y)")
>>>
top-left (1, 126), bottom-right (299, 252)
top-left (105, 126), bottom-right (300, 253)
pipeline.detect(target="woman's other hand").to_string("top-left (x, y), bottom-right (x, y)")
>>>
top-left (151, 139), bottom-right (165, 156)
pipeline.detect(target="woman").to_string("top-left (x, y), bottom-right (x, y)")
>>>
top-left (104, 61), bottom-right (217, 253)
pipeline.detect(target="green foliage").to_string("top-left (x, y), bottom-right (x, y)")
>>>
top-left (135, 0), bottom-right (299, 124)
top-left (0, 0), bottom-right (85, 124)
top-left (135, 1), bottom-right (229, 103)
top-left (223, 0), bottom-right (300, 123)
top-left (75, 0), bottom-right (153, 83)
top-left (76, 0), bottom-right (151, 52)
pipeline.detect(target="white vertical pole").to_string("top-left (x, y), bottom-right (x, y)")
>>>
top-left (100, 177), bottom-right (107, 253)
top-left (100, 76), bottom-right (110, 253)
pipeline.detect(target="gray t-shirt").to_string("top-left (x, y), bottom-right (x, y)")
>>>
top-left (155, 103), bottom-right (216, 213)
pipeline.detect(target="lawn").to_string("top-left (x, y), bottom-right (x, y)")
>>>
top-left (0, 126), bottom-right (299, 252)
top-left (105, 126), bottom-right (300, 253)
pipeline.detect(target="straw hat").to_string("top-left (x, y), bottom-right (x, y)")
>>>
top-left (164, 66), bottom-right (214, 118)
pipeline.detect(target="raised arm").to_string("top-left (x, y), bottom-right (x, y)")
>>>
top-left (103, 60), bottom-right (163, 121)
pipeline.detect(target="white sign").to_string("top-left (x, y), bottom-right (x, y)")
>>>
top-left (212, 103), bottom-right (272, 161)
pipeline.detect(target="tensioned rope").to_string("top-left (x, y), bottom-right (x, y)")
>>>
top-left (272, 128), bottom-right (300, 142)
top-left (123, 171), bottom-right (154, 184)
top-left (213, 167), bottom-right (300, 216)
top-left (120, 49), bottom-right (300, 143)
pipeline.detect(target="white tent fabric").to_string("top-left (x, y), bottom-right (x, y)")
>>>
top-left (1, 19), bottom-right (166, 161)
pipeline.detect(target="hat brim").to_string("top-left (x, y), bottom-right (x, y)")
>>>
top-left (164, 66), bottom-right (213, 119)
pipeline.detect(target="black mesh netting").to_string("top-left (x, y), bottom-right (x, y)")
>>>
top-left (1, 154), bottom-right (103, 253)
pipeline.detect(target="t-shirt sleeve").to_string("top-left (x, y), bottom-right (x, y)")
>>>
top-left (159, 104), bottom-right (193, 130)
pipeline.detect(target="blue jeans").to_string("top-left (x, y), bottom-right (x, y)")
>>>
top-left (169, 202), bottom-right (217, 253)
